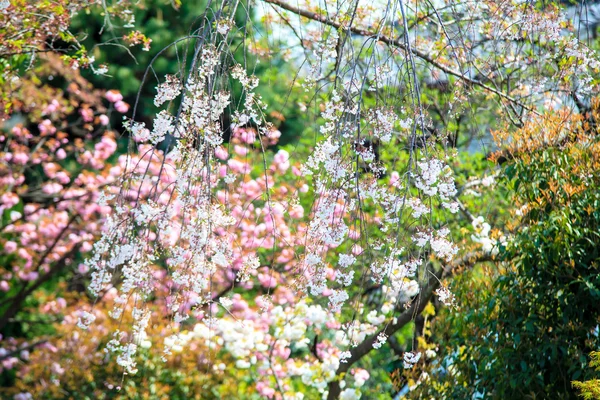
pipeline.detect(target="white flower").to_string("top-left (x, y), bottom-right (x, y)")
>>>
top-left (430, 233), bottom-right (458, 262)
top-left (366, 310), bottom-right (385, 326)
top-left (127, 120), bottom-right (150, 142)
top-left (219, 297), bottom-right (233, 309)
top-left (435, 286), bottom-right (456, 307)
top-left (472, 216), bottom-right (497, 254)
top-left (328, 289), bottom-right (349, 312)
top-left (154, 75), bottom-right (181, 107)
top-left (305, 305), bottom-right (328, 326)
top-left (398, 280), bottom-right (420, 300)
top-left (238, 255), bottom-right (259, 282)
top-left (403, 351), bottom-right (421, 368)
top-left (408, 197), bottom-right (429, 218)
top-left (13, 393), bottom-right (33, 400)
top-left (338, 254), bottom-right (356, 268)
top-left (413, 159), bottom-right (457, 200)
top-left (372, 332), bottom-right (388, 349)
top-left (223, 173), bottom-right (236, 184)
top-left (481, 175), bottom-right (495, 187)
top-left (367, 108), bottom-right (397, 143)
top-left (212, 252), bottom-right (228, 267)
top-left (235, 359), bottom-right (251, 369)
top-left (94, 64), bottom-right (109, 75)
top-left (336, 270), bottom-right (355, 287)
top-left (217, 19), bottom-right (231, 35)
top-left (443, 201), bottom-right (459, 213)
top-left (77, 311), bottom-right (96, 330)
top-left (425, 349), bottom-right (437, 359)
top-left (150, 111), bottom-right (174, 144)
top-left (304, 253), bottom-right (321, 266)
top-left (340, 388), bottom-right (361, 400)
top-left (339, 351), bottom-right (352, 363)
top-left (412, 231), bottom-right (431, 248)
top-left (116, 343), bottom-right (138, 374)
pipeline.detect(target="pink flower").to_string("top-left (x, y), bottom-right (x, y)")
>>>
top-left (258, 273), bottom-right (277, 288)
top-left (219, 165), bottom-right (228, 177)
top-left (256, 381), bottom-right (276, 398)
top-left (1, 193), bottom-right (19, 208)
top-left (57, 298), bottom-right (66, 308)
top-left (78, 263), bottom-right (89, 274)
top-left (38, 119), bottom-right (56, 135)
top-left (353, 368), bottom-right (370, 387)
top-left (266, 129), bottom-right (281, 145)
top-left (390, 171), bottom-right (401, 187)
top-left (114, 100), bottom-right (129, 113)
top-left (4, 241), bottom-right (17, 253)
top-left (234, 145), bottom-right (249, 156)
top-left (273, 149), bottom-right (290, 172)
top-left (12, 152), bottom-right (29, 165)
top-left (234, 128), bottom-right (256, 144)
top-left (43, 99), bottom-right (60, 115)
top-left (22, 271), bottom-right (39, 281)
top-left (349, 229), bottom-right (360, 240)
top-left (351, 244), bottom-right (363, 255)
top-left (99, 114), bottom-right (109, 126)
top-left (55, 171), bottom-right (70, 184)
top-left (9, 211), bottom-right (21, 221)
top-left (80, 108), bottom-right (94, 122)
top-left (43, 163), bottom-right (58, 178)
top-left (242, 180), bottom-right (261, 197)
top-left (23, 205), bottom-right (36, 214)
top-left (227, 159), bottom-right (251, 174)
top-left (105, 90), bottom-right (123, 103)
top-left (42, 182), bottom-right (62, 195)
top-left (289, 204), bottom-right (304, 219)
top-left (94, 136), bottom-right (117, 160)
top-left (2, 357), bottom-right (18, 370)
top-left (51, 362), bottom-right (65, 375)
top-left (214, 146), bottom-right (229, 160)
top-left (56, 148), bottom-right (67, 160)
top-left (0, 281), bottom-right (9, 292)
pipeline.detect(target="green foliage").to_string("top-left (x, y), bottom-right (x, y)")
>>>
top-left (573, 351), bottom-right (600, 400)
top-left (416, 138), bottom-right (600, 399)
top-left (71, 0), bottom-right (211, 115)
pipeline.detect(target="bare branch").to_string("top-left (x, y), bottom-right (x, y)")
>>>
top-left (262, 0), bottom-right (538, 115)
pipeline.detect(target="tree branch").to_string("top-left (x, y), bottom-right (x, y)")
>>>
top-left (262, 0), bottom-right (537, 115)
top-left (326, 251), bottom-right (492, 399)
top-left (0, 339), bottom-right (49, 362)
top-left (0, 212), bottom-right (80, 331)
top-left (0, 245), bottom-right (80, 332)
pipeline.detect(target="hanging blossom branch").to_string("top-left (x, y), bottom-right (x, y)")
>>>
top-left (325, 251), bottom-right (494, 399)
top-left (63, 0), bottom-right (600, 398)
top-left (264, 0), bottom-right (600, 124)
top-left (79, 2), bottom-right (463, 391)
top-left (261, 0), bottom-right (536, 113)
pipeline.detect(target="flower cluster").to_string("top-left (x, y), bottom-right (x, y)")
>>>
top-left (413, 158), bottom-right (459, 213)
top-left (0, 61), bottom-right (130, 376)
